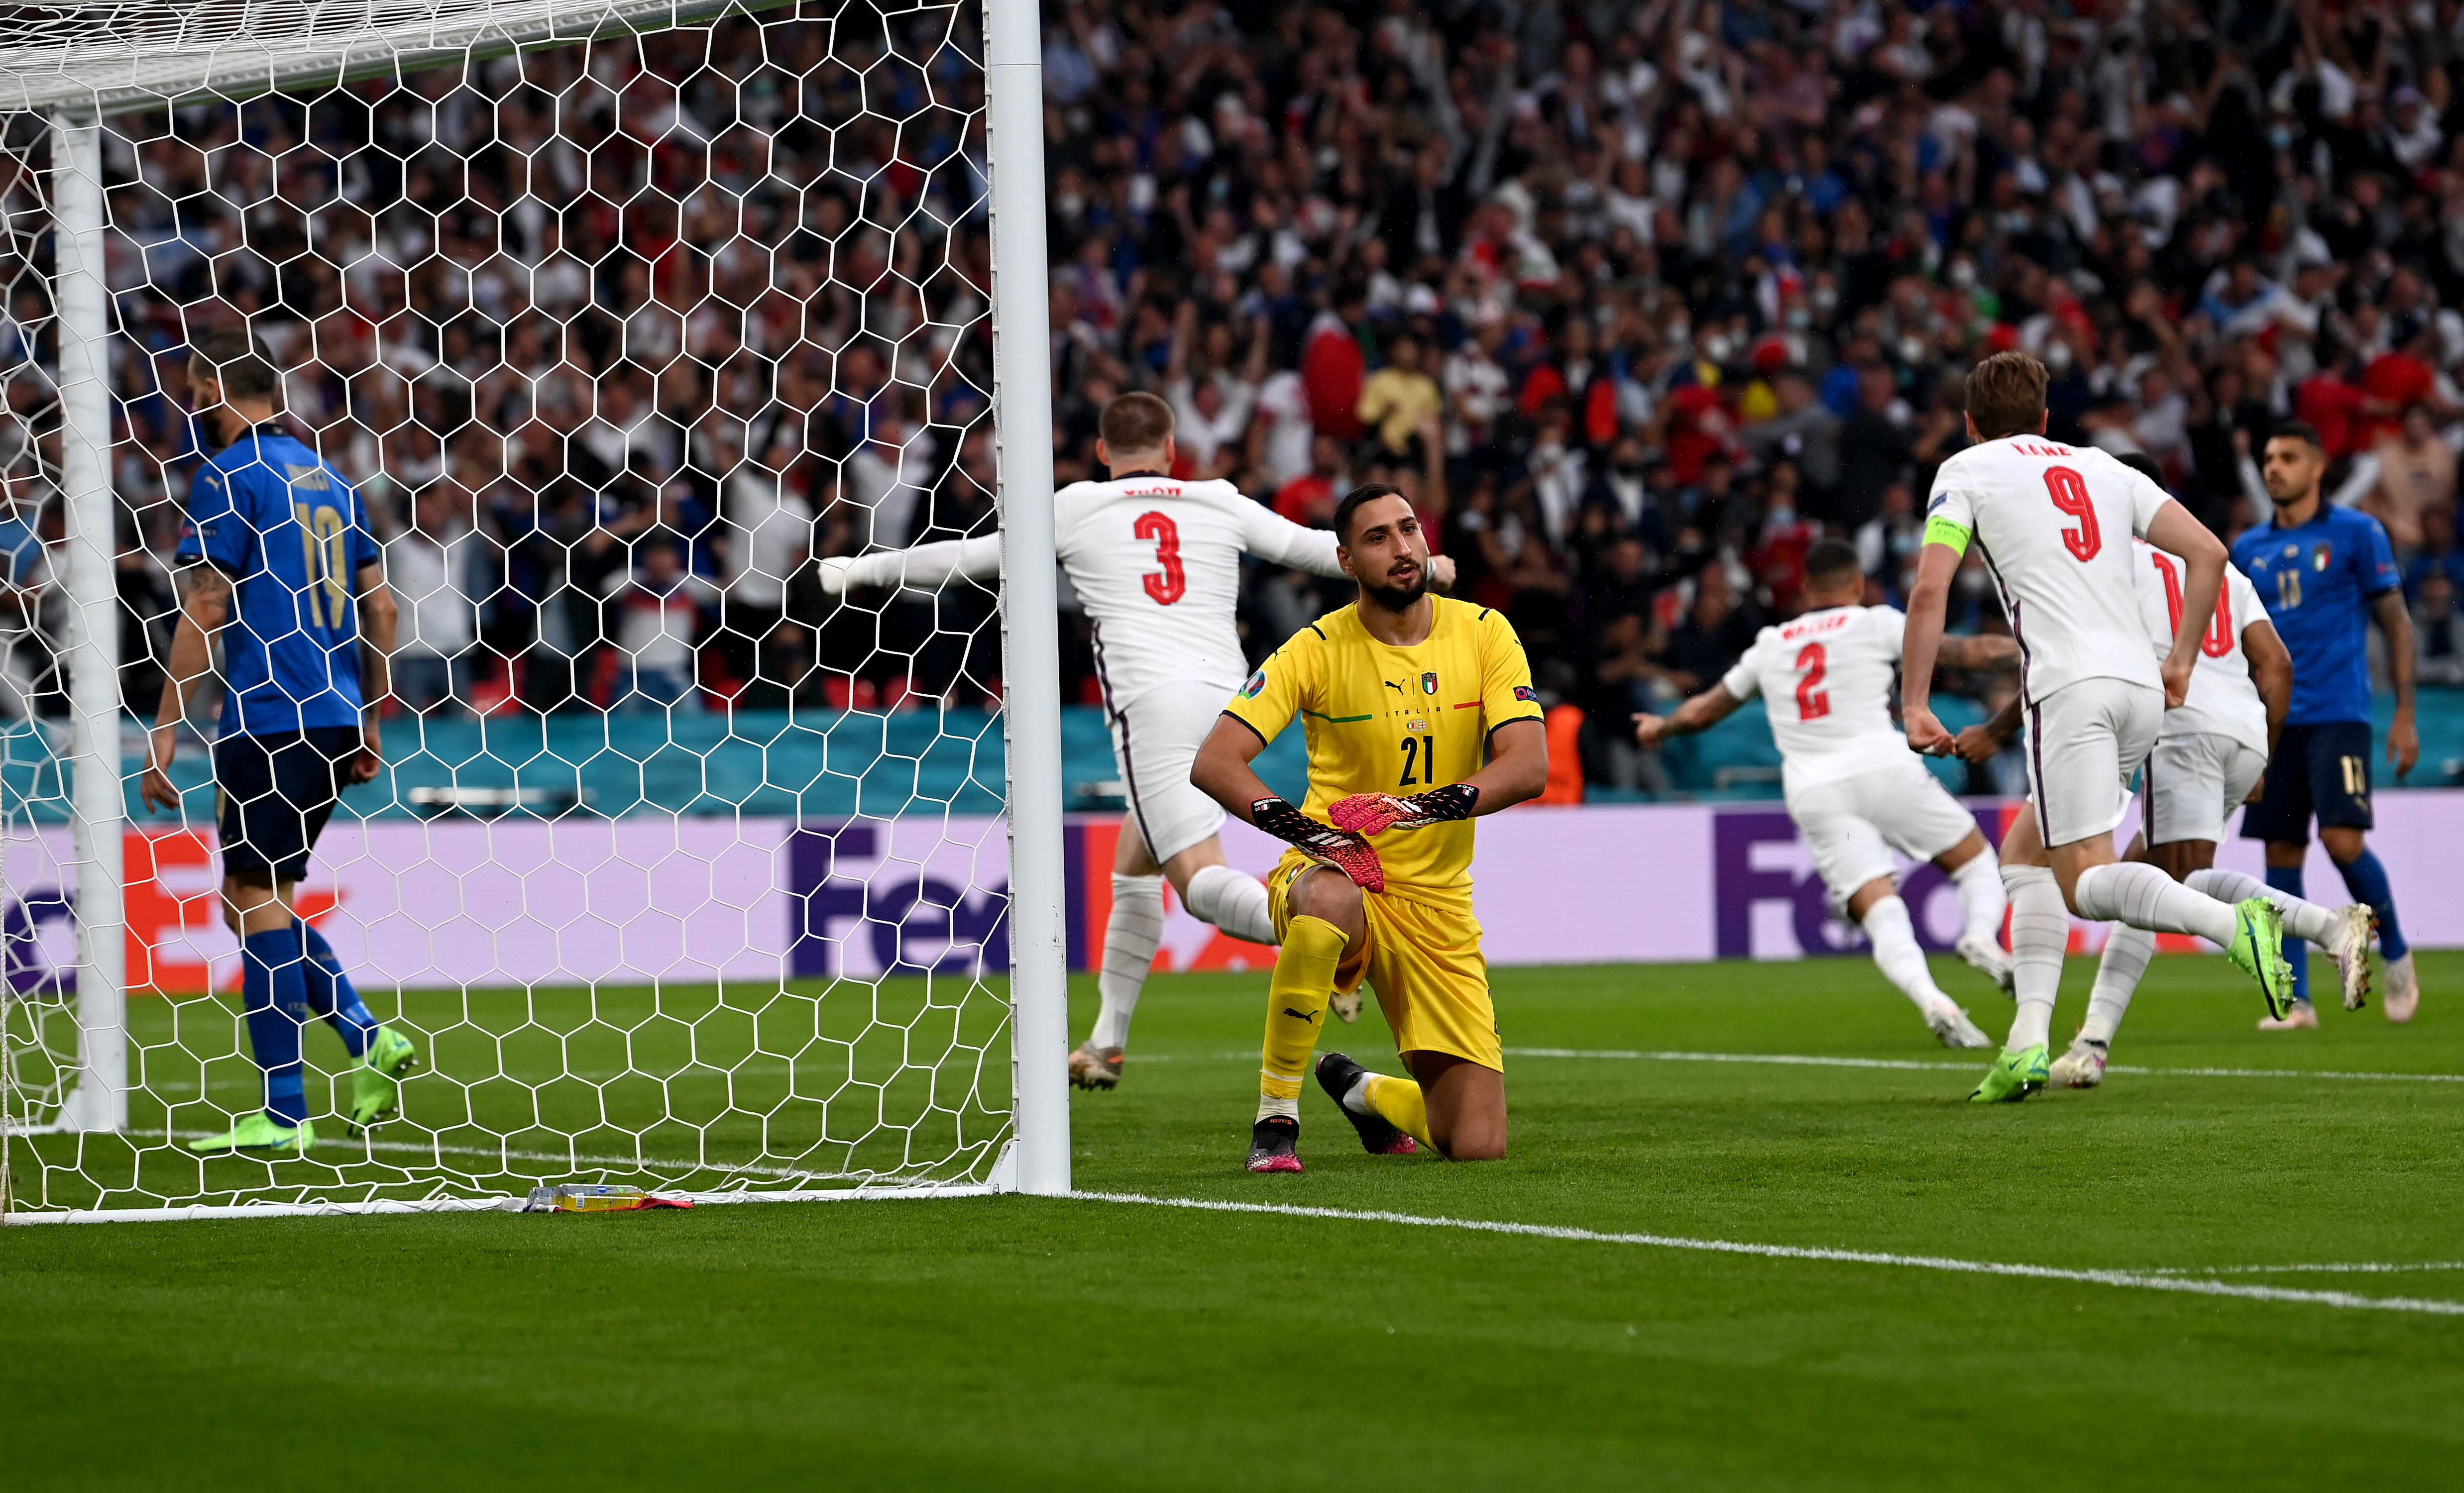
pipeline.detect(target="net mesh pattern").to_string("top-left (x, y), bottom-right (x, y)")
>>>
top-left (0, 0), bottom-right (1019, 1212)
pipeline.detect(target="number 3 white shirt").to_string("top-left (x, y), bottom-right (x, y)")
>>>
top-left (2132, 539), bottom-right (2272, 756)
top-left (1925, 436), bottom-right (2171, 703)
top-left (1720, 605), bottom-right (1913, 791)
top-left (835, 475), bottom-right (1348, 711)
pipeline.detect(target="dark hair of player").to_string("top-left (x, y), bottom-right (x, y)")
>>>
top-left (2115, 451), bottom-right (2169, 490)
top-left (1098, 391), bottom-right (1174, 455)
top-left (192, 327), bottom-right (281, 401)
top-left (1961, 350), bottom-right (2049, 440)
top-left (1333, 482), bottom-right (1409, 547)
top-left (1803, 537), bottom-right (1863, 587)
top-left (2268, 419), bottom-right (2325, 452)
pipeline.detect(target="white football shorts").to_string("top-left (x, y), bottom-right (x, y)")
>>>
top-left (1109, 676), bottom-right (1233, 865)
top-left (2143, 729), bottom-right (2268, 848)
top-left (2023, 676), bottom-right (2162, 849)
top-left (1787, 754), bottom-right (1981, 908)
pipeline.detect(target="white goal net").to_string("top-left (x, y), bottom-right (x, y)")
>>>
top-left (0, 0), bottom-right (1069, 1219)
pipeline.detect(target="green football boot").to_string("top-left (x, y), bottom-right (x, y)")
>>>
top-left (2226, 897), bottom-right (2297, 1019)
top-left (1968, 1043), bottom-right (2049, 1104)
top-left (348, 1025), bottom-right (419, 1132)
top-left (186, 1112), bottom-right (316, 1155)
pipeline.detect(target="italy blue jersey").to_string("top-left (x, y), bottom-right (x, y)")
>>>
top-left (175, 426), bottom-right (380, 736)
top-left (2231, 505), bottom-right (2399, 727)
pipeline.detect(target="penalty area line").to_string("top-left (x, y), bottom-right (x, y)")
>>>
top-left (1072, 1191), bottom-right (2464, 1317)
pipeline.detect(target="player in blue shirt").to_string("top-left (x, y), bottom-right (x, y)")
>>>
top-left (2232, 421), bottom-right (2421, 1026)
top-left (136, 330), bottom-right (417, 1155)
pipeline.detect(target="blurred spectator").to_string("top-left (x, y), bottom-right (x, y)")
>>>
top-left (718, 433), bottom-right (816, 690)
top-left (0, 468), bottom-right (48, 719)
top-left (385, 483), bottom-right (485, 715)
top-left (2366, 406), bottom-right (2456, 559)
top-left (602, 538), bottom-right (715, 713)
top-left (1355, 334), bottom-right (1441, 458)
top-left (2415, 572), bottom-right (2464, 689)
top-left (1667, 566), bottom-right (1758, 689)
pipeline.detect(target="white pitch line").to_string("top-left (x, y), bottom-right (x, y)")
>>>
top-left (2145, 1262), bottom-right (2464, 1277)
top-left (1501, 1047), bottom-right (2464, 1083)
top-left (1073, 1191), bottom-right (2464, 1317)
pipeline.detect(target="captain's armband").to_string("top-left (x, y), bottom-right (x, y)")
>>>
top-left (1922, 516), bottom-right (1972, 555)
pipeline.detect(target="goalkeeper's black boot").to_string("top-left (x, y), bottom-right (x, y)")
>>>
top-left (1244, 1116), bottom-right (1303, 1173)
top-left (1316, 1052), bottom-right (1419, 1156)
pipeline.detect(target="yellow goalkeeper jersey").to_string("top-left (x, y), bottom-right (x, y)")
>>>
top-left (1222, 596), bottom-right (1542, 911)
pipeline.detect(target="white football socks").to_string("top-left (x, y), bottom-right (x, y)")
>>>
top-left (2186, 867), bottom-right (2344, 949)
top-left (1861, 895), bottom-right (1951, 1015)
top-left (2003, 864), bottom-right (2067, 1052)
top-left (1949, 852), bottom-right (2008, 947)
top-left (2082, 923), bottom-right (2155, 1045)
top-left (2071, 861), bottom-right (2235, 947)
top-left (1093, 873), bottom-right (1164, 1050)
top-left (1184, 863), bottom-right (1276, 945)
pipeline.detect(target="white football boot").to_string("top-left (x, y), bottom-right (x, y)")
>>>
top-left (1927, 1004), bottom-right (1993, 1050)
top-left (2384, 952), bottom-right (2419, 1024)
top-left (2324, 904), bottom-right (2375, 1011)
top-left (2049, 1037), bottom-right (2108, 1088)
top-left (1955, 934), bottom-right (2016, 996)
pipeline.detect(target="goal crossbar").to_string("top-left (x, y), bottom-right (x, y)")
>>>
top-left (0, 0), bottom-right (799, 118)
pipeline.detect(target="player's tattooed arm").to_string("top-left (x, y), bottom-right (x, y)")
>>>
top-left (140, 564), bottom-right (235, 814)
top-left (1954, 692), bottom-right (2026, 764)
top-left (1931, 634), bottom-right (2020, 672)
top-left (1634, 682), bottom-right (1745, 748)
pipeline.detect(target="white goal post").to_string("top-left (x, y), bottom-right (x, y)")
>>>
top-left (0, 0), bottom-right (1069, 1219)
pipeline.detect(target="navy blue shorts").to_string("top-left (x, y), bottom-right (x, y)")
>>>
top-left (214, 727), bottom-right (362, 883)
top-left (2239, 720), bottom-right (2374, 844)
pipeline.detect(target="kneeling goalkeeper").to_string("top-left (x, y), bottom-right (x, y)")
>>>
top-left (1192, 485), bottom-right (1547, 1173)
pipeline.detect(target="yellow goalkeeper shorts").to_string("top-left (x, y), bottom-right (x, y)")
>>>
top-left (1266, 850), bottom-right (1501, 1072)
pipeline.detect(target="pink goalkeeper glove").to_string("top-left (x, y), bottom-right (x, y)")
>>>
top-left (1328, 784), bottom-right (1481, 836)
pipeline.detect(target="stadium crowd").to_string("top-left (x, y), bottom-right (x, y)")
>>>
top-left (2, 0), bottom-right (2463, 795)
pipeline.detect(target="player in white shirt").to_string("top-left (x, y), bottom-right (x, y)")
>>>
top-left (1636, 540), bottom-right (2017, 1048)
top-left (820, 392), bottom-right (1451, 1088)
top-left (1957, 455), bottom-right (2372, 1086)
top-left (1903, 352), bottom-right (2299, 1103)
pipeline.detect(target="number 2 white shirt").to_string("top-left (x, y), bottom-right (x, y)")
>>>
top-left (1926, 436), bottom-right (2171, 703)
top-left (2132, 539), bottom-right (2272, 756)
top-left (835, 474), bottom-right (1349, 711)
top-left (1721, 605), bottom-right (1914, 791)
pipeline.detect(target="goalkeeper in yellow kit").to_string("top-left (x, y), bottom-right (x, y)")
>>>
top-left (1192, 485), bottom-right (1549, 1173)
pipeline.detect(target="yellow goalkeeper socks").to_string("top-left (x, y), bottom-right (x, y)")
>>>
top-left (1258, 914), bottom-right (1345, 1122)
top-left (1361, 1073), bottom-right (1433, 1151)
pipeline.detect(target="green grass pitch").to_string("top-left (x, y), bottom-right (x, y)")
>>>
top-left (7, 950), bottom-right (2463, 1490)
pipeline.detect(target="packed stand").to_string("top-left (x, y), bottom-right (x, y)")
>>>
top-left (0, 0), bottom-right (2455, 801)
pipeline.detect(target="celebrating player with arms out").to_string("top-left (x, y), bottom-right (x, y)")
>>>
top-left (1636, 539), bottom-right (2018, 1049)
top-left (822, 394), bottom-right (1449, 1088)
top-left (1192, 485), bottom-right (1548, 1173)
top-left (2232, 423), bottom-right (2419, 1026)
top-left (1903, 352), bottom-right (2297, 1103)
top-left (136, 330), bottom-right (417, 1153)
top-left (1958, 453), bottom-right (2372, 1087)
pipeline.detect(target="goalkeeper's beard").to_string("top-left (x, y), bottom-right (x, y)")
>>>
top-left (1359, 563), bottom-right (1431, 614)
